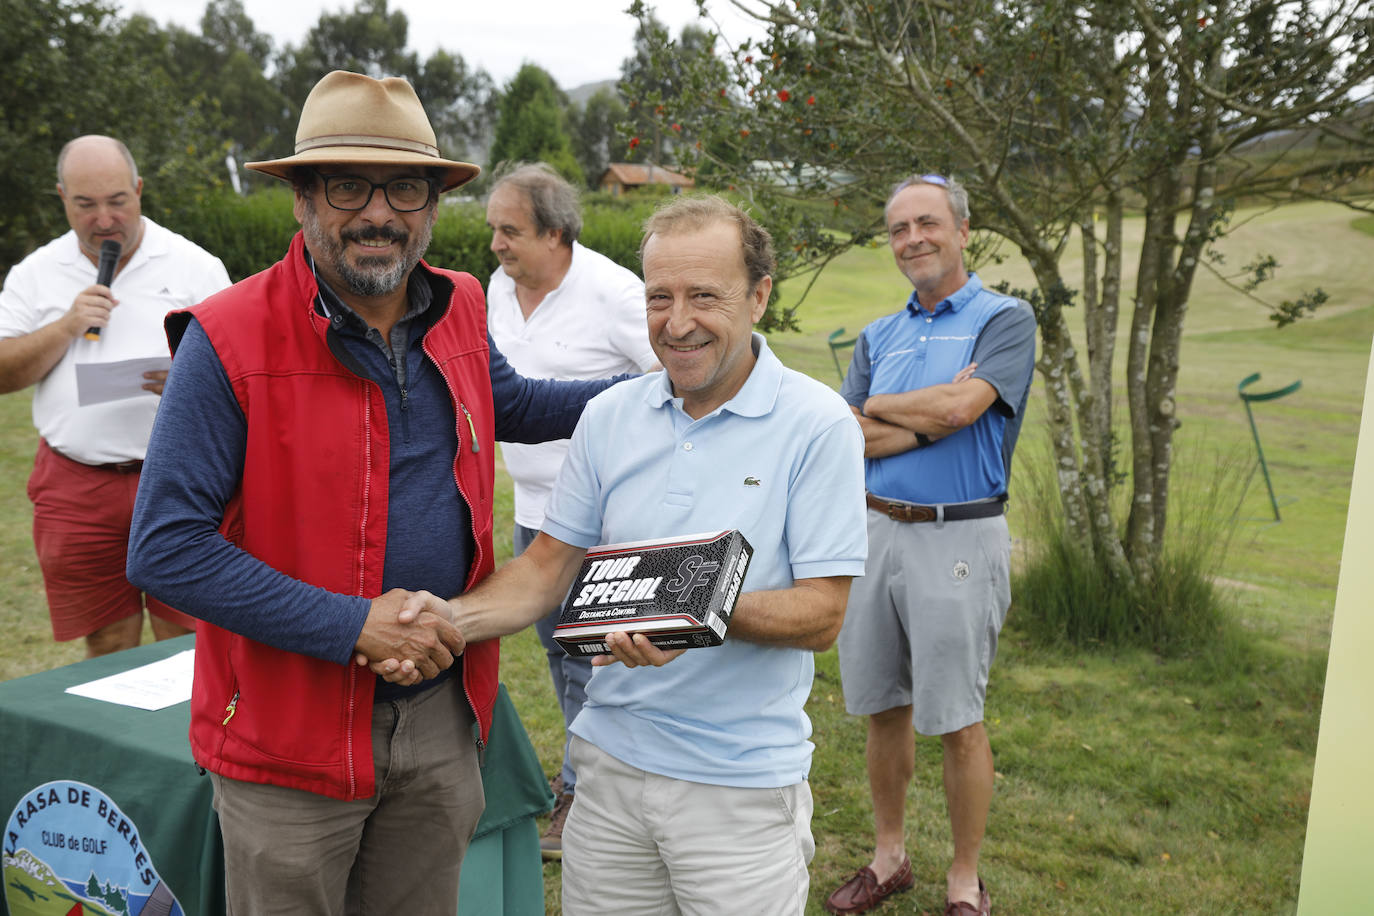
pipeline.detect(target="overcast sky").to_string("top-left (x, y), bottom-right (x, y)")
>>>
top-left (119, 0), bottom-right (765, 90)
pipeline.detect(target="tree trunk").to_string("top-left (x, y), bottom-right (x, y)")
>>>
top-left (1024, 244), bottom-right (1134, 582)
top-left (1146, 87), bottom-right (1226, 553)
top-left (1124, 31), bottom-right (1182, 581)
top-left (1024, 252), bottom-right (1091, 548)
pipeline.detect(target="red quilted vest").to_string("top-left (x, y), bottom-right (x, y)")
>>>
top-left (168, 233), bottom-right (499, 800)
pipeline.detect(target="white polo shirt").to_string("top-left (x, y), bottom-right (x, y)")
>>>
top-left (0, 218), bottom-right (231, 464)
top-left (488, 241), bottom-right (658, 529)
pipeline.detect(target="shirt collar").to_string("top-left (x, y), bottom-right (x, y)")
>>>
top-left (905, 272), bottom-right (984, 318)
top-left (565, 240), bottom-right (585, 280)
top-left (644, 332), bottom-right (782, 419)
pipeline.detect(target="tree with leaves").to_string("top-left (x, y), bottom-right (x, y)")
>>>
top-left (275, 0), bottom-right (414, 104)
top-left (0, 0), bottom-right (228, 270)
top-left (488, 64), bottom-right (584, 185)
top-left (569, 88), bottom-right (630, 188)
top-left (619, 11), bottom-right (731, 167)
top-left (631, 0), bottom-right (1374, 623)
top-left (160, 0), bottom-right (292, 185)
top-left (275, 0), bottom-right (494, 160)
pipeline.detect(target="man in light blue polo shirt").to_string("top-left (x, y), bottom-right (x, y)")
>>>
top-left (380, 195), bottom-right (866, 914)
top-left (824, 175), bottom-right (1036, 916)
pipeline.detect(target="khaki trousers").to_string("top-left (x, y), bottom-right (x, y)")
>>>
top-left (211, 677), bottom-right (483, 915)
top-left (561, 736), bottom-right (815, 916)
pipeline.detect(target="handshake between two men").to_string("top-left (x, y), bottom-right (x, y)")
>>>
top-left (351, 588), bottom-right (467, 684)
top-left (352, 582), bottom-right (685, 686)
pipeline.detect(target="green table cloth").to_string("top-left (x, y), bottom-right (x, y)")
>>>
top-left (0, 636), bottom-right (551, 916)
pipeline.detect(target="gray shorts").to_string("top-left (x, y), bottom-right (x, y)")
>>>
top-left (836, 508), bottom-right (1011, 736)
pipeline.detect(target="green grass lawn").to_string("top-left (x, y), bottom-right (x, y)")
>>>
top-left (1, 201), bottom-right (1369, 914)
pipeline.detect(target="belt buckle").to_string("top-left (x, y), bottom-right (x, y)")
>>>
top-left (884, 500), bottom-right (937, 522)
top-left (910, 504), bottom-right (936, 523)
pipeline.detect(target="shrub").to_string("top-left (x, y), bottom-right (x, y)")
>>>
top-left (162, 188), bottom-right (299, 282)
top-left (581, 198), bottom-right (662, 271)
top-left (428, 201), bottom-right (499, 280)
top-left (1011, 435), bottom-right (1249, 653)
top-left (162, 190), bottom-right (662, 285)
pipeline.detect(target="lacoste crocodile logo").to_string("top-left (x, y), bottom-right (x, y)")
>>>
top-left (743, 476), bottom-right (761, 487)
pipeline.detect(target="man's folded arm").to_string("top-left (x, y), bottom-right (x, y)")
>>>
top-left (862, 374), bottom-right (998, 437)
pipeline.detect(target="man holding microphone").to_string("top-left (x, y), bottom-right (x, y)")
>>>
top-left (0, 134), bottom-right (230, 657)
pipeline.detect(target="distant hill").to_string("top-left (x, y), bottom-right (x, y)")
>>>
top-left (1235, 98), bottom-right (1374, 155)
top-left (566, 79), bottom-right (619, 107)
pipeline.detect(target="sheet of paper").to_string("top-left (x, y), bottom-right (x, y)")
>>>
top-left (75, 356), bottom-right (172, 406)
top-left (64, 649), bottom-right (194, 710)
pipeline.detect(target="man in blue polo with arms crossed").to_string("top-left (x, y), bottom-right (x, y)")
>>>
top-left (824, 174), bottom-right (1037, 916)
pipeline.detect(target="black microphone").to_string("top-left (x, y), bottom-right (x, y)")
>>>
top-left (85, 239), bottom-right (121, 341)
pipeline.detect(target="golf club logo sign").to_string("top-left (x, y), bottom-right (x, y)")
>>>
top-left (3, 780), bottom-right (183, 916)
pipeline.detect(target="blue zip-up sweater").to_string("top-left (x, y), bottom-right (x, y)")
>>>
top-left (128, 273), bottom-right (621, 672)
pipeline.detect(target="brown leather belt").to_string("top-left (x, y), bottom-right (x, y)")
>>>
top-left (866, 492), bottom-right (1004, 523)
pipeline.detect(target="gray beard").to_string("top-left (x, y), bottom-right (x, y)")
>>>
top-left (301, 201), bottom-right (434, 298)
top-left (335, 251), bottom-right (413, 297)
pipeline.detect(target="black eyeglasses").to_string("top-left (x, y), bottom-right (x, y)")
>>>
top-left (313, 171), bottom-right (436, 212)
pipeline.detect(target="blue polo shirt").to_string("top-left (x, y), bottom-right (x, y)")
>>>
top-left (841, 274), bottom-right (1037, 505)
top-left (543, 334), bottom-right (867, 788)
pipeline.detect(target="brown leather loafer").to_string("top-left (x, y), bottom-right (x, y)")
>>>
top-left (824, 855), bottom-right (914, 915)
top-left (944, 879), bottom-right (991, 916)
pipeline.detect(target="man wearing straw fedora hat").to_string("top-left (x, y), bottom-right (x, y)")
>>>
top-left (128, 70), bottom-right (622, 913)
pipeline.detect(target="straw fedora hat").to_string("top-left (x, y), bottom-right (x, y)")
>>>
top-left (246, 70), bottom-right (480, 192)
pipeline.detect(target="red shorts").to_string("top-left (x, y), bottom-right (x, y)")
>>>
top-left (27, 439), bottom-right (196, 641)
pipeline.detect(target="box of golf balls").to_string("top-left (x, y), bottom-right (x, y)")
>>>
top-left (553, 530), bottom-right (754, 656)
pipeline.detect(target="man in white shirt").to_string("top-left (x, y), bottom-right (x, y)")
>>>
top-left (485, 162), bottom-right (659, 858)
top-left (0, 135), bottom-right (231, 657)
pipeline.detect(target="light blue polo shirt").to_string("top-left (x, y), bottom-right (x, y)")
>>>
top-left (841, 273), bottom-right (1037, 505)
top-left (543, 334), bottom-right (867, 788)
